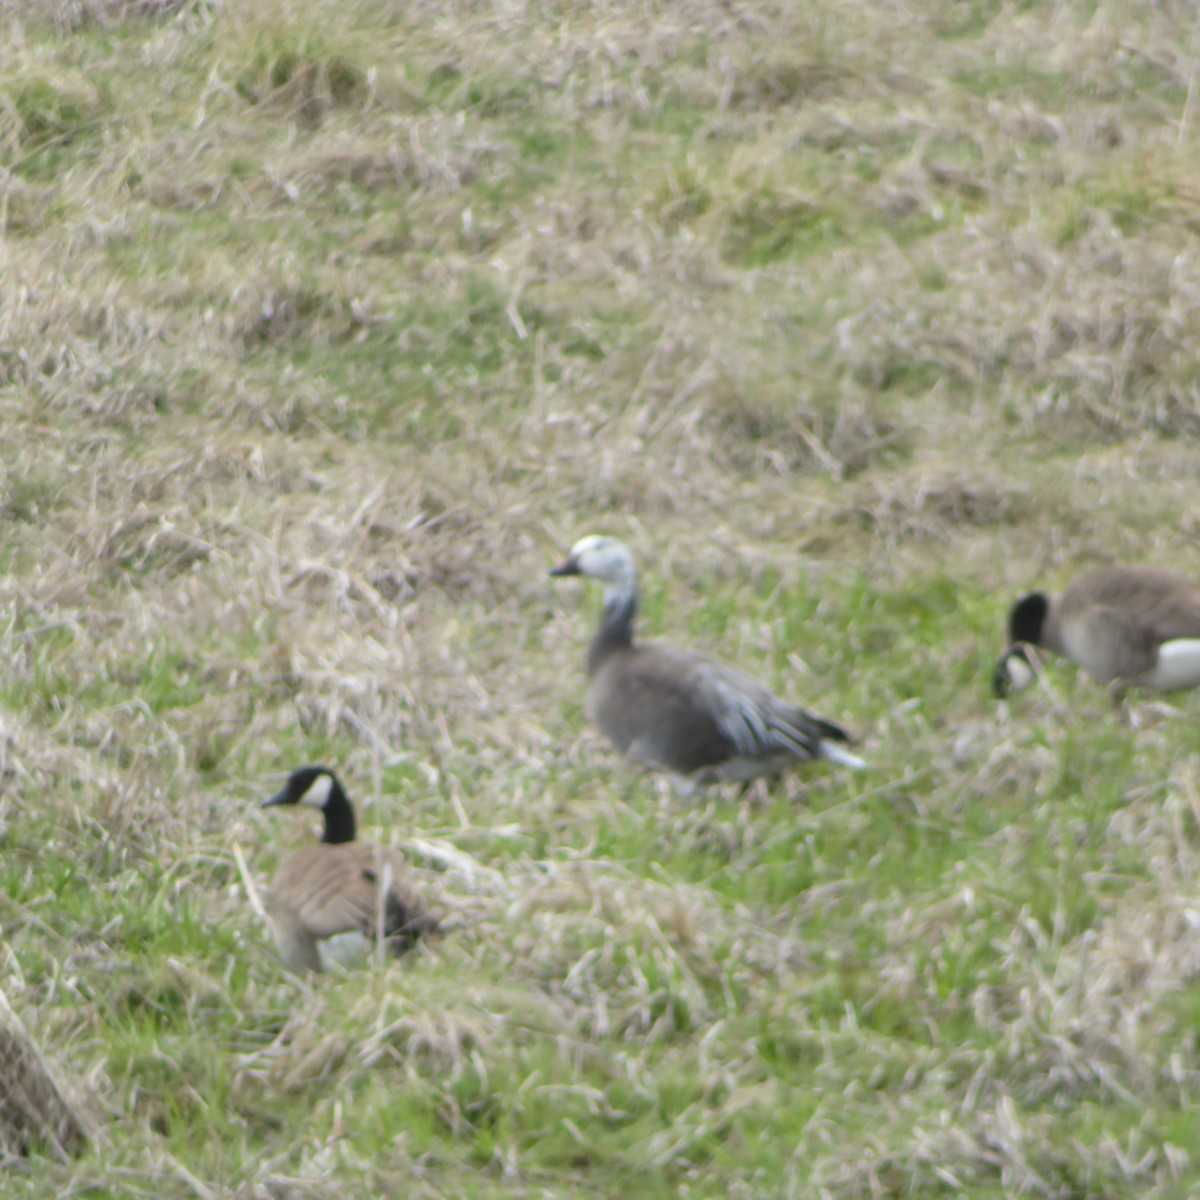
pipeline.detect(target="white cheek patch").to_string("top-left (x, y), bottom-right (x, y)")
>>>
top-left (1005, 654), bottom-right (1037, 693)
top-left (299, 773), bottom-right (334, 808)
top-left (1146, 639), bottom-right (1200, 690)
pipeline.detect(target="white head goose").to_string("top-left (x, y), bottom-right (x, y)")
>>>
top-left (550, 535), bottom-right (864, 789)
top-left (260, 766), bottom-right (437, 972)
top-left (994, 565), bottom-right (1200, 697)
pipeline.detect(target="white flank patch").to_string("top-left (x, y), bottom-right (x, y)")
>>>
top-left (299, 772), bottom-right (334, 808)
top-left (1004, 653), bottom-right (1037, 694)
top-left (318, 931), bottom-right (371, 971)
top-left (1145, 639), bottom-right (1200, 690)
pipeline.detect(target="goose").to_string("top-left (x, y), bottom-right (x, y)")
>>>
top-left (260, 766), bottom-right (437, 972)
top-left (550, 535), bottom-right (864, 790)
top-left (993, 565), bottom-right (1200, 697)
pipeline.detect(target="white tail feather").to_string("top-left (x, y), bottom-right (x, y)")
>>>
top-left (818, 741), bottom-right (866, 770)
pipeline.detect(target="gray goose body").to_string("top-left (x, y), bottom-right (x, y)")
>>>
top-left (261, 766), bottom-right (436, 972)
top-left (551, 536), bottom-right (863, 787)
top-left (994, 565), bottom-right (1200, 696)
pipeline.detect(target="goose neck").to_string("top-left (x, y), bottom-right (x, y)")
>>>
top-left (588, 578), bottom-right (637, 674)
top-left (320, 779), bottom-right (357, 845)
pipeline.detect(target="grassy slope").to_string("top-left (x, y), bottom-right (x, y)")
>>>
top-left (2, 0), bottom-right (1200, 1195)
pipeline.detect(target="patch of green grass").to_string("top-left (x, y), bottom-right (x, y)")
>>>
top-left (229, 24), bottom-right (368, 115)
top-left (6, 0), bottom-right (1200, 1195)
top-left (2, 74), bottom-right (108, 178)
top-left (931, 0), bottom-right (1006, 39)
top-left (646, 161), bottom-right (713, 232)
top-left (953, 60), bottom-right (1071, 107)
top-left (256, 288), bottom-right (535, 445)
top-left (421, 62), bottom-right (538, 119)
top-left (722, 192), bottom-right (842, 266)
top-left (1082, 174), bottom-right (1176, 236)
top-left (1, 472), bottom-right (64, 522)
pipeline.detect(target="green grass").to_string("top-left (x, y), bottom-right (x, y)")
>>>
top-left (3, 0), bottom-right (1200, 1195)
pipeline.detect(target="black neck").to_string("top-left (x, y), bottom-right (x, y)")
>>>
top-left (587, 591), bottom-right (636, 675)
top-left (320, 778), bottom-right (357, 845)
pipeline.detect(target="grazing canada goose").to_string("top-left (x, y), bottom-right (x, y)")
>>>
top-left (993, 565), bottom-right (1200, 697)
top-left (550, 535), bottom-right (864, 789)
top-left (260, 766), bottom-right (436, 972)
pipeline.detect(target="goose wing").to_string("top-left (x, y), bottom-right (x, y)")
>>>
top-left (268, 845), bottom-right (426, 941)
top-left (591, 644), bottom-right (846, 773)
top-left (1066, 605), bottom-right (1160, 682)
top-left (1136, 586), bottom-right (1200, 644)
top-left (687, 652), bottom-right (850, 760)
top-left (1069, 568), bottom-right (1200, 643)
top-left (1062, 568), bottom-right (1200, 681)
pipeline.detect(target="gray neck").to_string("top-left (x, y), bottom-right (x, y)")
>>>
top-left (587, 573), bottom-right (638, 675)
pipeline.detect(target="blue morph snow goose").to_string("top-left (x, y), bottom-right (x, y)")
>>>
top-left (550, 536), bottom-right (864, 790)
top-left (994, 565), bottom-right (1200, 698)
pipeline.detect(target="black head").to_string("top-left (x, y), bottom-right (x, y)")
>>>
top-left (992, 645), bottom-right (1036, 698)
top-left (263, 765), bottom-right (339, 811)
top-left (1008, 592), bottom-right (1048, 647)
top-left (263, 765), bottom-right (355, 844)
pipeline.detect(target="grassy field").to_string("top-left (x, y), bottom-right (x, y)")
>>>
top-left (2, 0), bottom-right (1200, 1195)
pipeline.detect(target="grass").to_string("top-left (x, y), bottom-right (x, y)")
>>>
top-left (2, 0), bottom-right (1200, 1195)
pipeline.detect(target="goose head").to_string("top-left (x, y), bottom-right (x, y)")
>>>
top-left (263, 765), bottom-right (355, 844)
top-left (550, 535), bottom-right (636, 587)
top-left (263, 765), bottom-right (339, 811)
top-left (992, 644), bottom-right (1038, 698)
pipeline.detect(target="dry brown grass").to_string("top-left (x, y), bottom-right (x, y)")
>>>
top-left (0, 991), bottom-right (95, 1161)
top-left (3, 0), bottom-right (1200, 1195)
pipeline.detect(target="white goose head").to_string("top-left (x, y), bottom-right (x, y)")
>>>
top-left (550, 535), bottom-right (634, 582)
top-left (550, 535), bottom-right (638, 608)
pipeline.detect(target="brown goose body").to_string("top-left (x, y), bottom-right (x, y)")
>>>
top-left (994, 565), bottom-right (1200, 696)
top-left (552, 536), bottom-right (863, 788)
top-left (265, 842), bottom-right (433, 973)
top-left (261, 767), bottom-right (436, 972)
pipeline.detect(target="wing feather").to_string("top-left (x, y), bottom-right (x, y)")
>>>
top-left (690, 654), bottom-right (847, 761)
top-left (591, 643), bottom-right (849, 774)
top-left (267, 844), bottom-right (429, 943)
top-left (1069, 568), bottom-right (1200, 644)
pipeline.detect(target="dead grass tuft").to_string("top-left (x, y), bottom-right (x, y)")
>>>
top-left (842, 468), bottom-right (1029, 543)
top-left (1, 0), bottom-right (192, 29)
top-left (0, 70), bottom-right (104, 165)
top-left (236, 1179), bottom-right (342, 1200)
top-left (283, 122), bottom-right (498, 194)
top-left (5, 0), bottom-right (1200, 1193)
top-left (0, 992), bottom-right (95, 1161)
top-left (725, 57), bottom-right (863, 111)
top-left (708, 375), bottom-right (905, 480)
top-left (227, 26), bottom-right (368, 122)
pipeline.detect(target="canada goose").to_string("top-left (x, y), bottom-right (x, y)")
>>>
top-left (993, 565), bottom-right (1200, 697)
top-left (260, 766), bottom-right (436, 972)
top-left (550, 535), bottom-right (864, 789)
